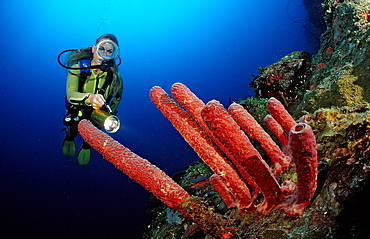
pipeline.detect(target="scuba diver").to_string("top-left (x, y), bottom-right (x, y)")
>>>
top-left (58, 34), bottom-right (123, 165)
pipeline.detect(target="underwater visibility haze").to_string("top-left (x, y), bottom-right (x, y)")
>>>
top-left (0, 0), bottom-right (316, 238)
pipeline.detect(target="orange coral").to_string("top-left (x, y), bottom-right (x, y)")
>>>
top-left (314, 63), bottom-right (326, 73)
top-left (326, 46), bottom-right (333, 57)
top-left (310, 83), bottom-right (317, 91)
top-left (265, 74), bottom-right (283, 85)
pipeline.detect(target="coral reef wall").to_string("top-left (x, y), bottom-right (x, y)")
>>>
top-left (293, 0), bottom-right (370, 116)
top-left (253, 0), bottom-right (370, 237)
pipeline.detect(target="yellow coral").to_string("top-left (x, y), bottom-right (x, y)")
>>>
top-left (335, 73), bottom-right (364, 106)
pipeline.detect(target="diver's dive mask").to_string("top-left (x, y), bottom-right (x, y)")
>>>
top-left (57, 39), bottom-right (121, 72)
top-left (96, 40), bottom-right (119, 60)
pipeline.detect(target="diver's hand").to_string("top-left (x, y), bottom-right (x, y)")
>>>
top-left (87, 94), bottom-right (106, 109)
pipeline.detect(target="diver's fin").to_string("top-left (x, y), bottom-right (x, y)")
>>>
top-left (76, 143), bottom-right (91, 165)
top-left (62, 138), bottom-right (76, 156)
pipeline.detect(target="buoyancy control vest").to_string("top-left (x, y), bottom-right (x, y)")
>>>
top-left (63, 60), bottom-right (114, 126)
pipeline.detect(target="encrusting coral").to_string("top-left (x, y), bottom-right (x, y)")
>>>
top-left (249, 51), bottom-right (312, 107)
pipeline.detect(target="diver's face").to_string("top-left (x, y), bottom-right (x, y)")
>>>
top-left (92, 38), bottom-right (111, 65)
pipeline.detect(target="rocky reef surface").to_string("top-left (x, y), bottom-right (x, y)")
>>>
top-left (142, 0), bottom-right (370, 238)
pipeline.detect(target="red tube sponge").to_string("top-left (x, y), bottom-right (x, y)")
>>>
top-left (149, 86), bottom-right (253, 209)
top-left (266, 97), bottom-right (296, 134)
top-left (78, 119), bottom-right (190, 209)
top-left (209, 174), bottom-right (238, 209)
top-left (201, 100), bottom-right (284, 214)
top-left (284, 123), bottom-right (318, 217)
top-left (170, 83), bottom-right (261, 203)
top-left (228, 102), bottom-right (290, 173)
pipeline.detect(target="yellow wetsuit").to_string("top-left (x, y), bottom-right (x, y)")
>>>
top-left (66, 63), bottom-right (122, 113)
top-left (62, 62), bottom-right (122, 164)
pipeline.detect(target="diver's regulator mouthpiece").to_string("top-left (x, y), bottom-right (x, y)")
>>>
top-left (91, 107), bottom-right (120, 133)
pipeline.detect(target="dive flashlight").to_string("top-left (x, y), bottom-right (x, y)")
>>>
top-left (91, 105), bottom-right (120, 133)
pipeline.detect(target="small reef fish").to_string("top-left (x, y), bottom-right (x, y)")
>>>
top-left (189, 173), bottom-right (213, 188)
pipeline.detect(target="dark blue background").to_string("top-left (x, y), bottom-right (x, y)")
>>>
top-left (0, 0), bottom-right (318, 238)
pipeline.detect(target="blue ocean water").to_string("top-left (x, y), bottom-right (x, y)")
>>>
top-left (0, 0), bottom-right (320, 238)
